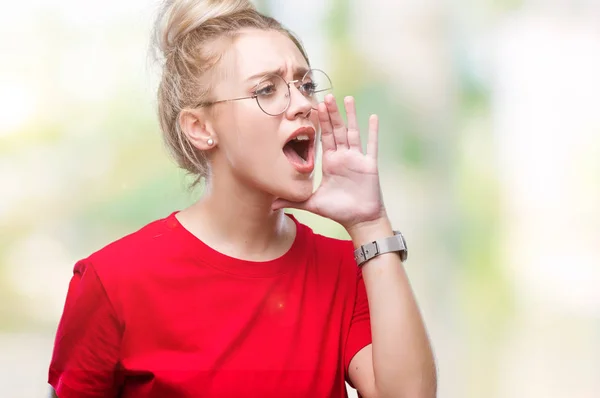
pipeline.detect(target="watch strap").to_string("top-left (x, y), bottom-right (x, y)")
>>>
top-left (354, 231), bottom-right (407, 267)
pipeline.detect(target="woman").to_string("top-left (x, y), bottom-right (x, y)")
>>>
top-left (48, 0), bottom-right (436, 397)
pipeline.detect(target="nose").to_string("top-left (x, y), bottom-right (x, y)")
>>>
top-left (284, 82), bottom-right (313, 120)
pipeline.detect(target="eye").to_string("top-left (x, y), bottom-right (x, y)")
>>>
top-left (300, 81), bottom-right (318, 95)
top-left (254, 82), bottom-right (277, 97)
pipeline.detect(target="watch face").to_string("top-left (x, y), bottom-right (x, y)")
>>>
top-left (400, 249), bottom-right (408, 262)
top-left (393, 230), bottom-right (408, 261)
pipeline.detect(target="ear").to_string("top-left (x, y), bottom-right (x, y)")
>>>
top-left (179, 108), bottom-right (218, 151)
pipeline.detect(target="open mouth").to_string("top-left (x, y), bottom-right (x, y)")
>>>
top-left (282, 127), bottom-right (315, 174)
top-left (283, 134), bottom-right (311, 163)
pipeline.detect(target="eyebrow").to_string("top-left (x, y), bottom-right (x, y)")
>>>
top-left (245, 66), bottom-right (310, 82)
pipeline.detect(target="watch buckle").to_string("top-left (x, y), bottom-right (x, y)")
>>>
top-left (364, 240), bottom-right (379, 261)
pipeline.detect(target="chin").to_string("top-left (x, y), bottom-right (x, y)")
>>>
top-left (277, 179), bottom-right (314, 203)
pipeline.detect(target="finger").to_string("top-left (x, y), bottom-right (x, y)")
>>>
top-left (325, 94), bottom-right (348, 149)
top-left (344, 96), bottom-right (362, 152)
top-left (366, 114), bottom-right (379, 160)
top-left (318, 102), bottom-right (336, 152)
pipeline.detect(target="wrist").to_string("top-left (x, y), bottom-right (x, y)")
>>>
top-left (346, 216), bottom-right (394, 247)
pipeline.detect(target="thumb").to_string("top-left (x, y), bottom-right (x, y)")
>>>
top-left (271, 197), bottom-right (311, 212)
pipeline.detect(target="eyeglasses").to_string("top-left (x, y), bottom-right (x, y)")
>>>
top-left (195, 68), bottom-right (333, 116)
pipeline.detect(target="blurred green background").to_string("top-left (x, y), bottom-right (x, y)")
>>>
top-left (1, 0), bottom-right (599, 397)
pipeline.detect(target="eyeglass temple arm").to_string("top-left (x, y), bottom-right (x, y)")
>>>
top-left (195, 95), bottom-right (257, 108)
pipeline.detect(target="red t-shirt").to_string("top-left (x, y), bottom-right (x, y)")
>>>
top-left (49, 212), bottom-right (372, 398)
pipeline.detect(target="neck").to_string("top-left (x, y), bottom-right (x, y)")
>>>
top-left (179, 172), bottom-right (294, 260)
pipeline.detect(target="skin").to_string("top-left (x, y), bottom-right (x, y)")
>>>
top-left (176, 29), bottom-right (321, 261)
top-left (51, 29), bottom-right (437, 397)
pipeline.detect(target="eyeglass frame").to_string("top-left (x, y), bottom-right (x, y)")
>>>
top-left (193, 68), bottom-right (333, 116)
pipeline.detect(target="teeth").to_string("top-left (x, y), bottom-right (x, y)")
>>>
top-left (294, 134), bottom-right (310, 141)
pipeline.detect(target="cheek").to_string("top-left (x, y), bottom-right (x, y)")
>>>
top-left (221, 106), bottom-right (281, 164)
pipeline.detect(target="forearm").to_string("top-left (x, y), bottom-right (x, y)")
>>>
top-left (348, 217), bottom-right (437, 398)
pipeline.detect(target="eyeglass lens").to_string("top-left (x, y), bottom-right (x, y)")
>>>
top-left (255, 69), bottom-right (333, 116)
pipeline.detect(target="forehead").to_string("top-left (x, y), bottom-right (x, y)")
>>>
top-left (230, 29), bottom-right (309, 79)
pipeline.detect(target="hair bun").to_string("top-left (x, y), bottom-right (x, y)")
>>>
top-left (153, 0), bottom-right (256, 57)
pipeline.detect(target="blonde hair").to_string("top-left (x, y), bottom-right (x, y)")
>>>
top-left (151, 0), bottom-right (310, 186)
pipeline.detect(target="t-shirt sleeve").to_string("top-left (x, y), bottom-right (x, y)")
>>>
top-left (344, 265), bottom-right (372, 384)
top-left (48, 261), bottom-right (123, 398)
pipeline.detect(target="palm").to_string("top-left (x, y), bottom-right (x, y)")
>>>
top-left (276, 95), bottom-right (386, 229)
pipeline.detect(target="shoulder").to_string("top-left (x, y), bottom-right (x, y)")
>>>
top-left (87, 212), bottom-right (178, 266)
top-left (294, 216), bottom-right (354, 253)
top-left (292, 215), bottom-right (356, 269)
top-left (74, 212), bottom-right (184, 295)
top-left (312, 230), bottom-right (355, 255)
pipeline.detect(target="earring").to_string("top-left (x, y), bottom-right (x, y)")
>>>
top-left (207, 138), bottom-right (214, 146)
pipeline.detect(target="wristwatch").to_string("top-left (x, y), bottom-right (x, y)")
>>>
top-left (353, 230), bottom-right (408, 267)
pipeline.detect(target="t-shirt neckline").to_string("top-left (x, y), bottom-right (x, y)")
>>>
top-left (165, 211), bottom-right (306, 278)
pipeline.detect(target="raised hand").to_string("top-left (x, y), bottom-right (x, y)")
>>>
top-left (273, 94), bottom-right (387, 231)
